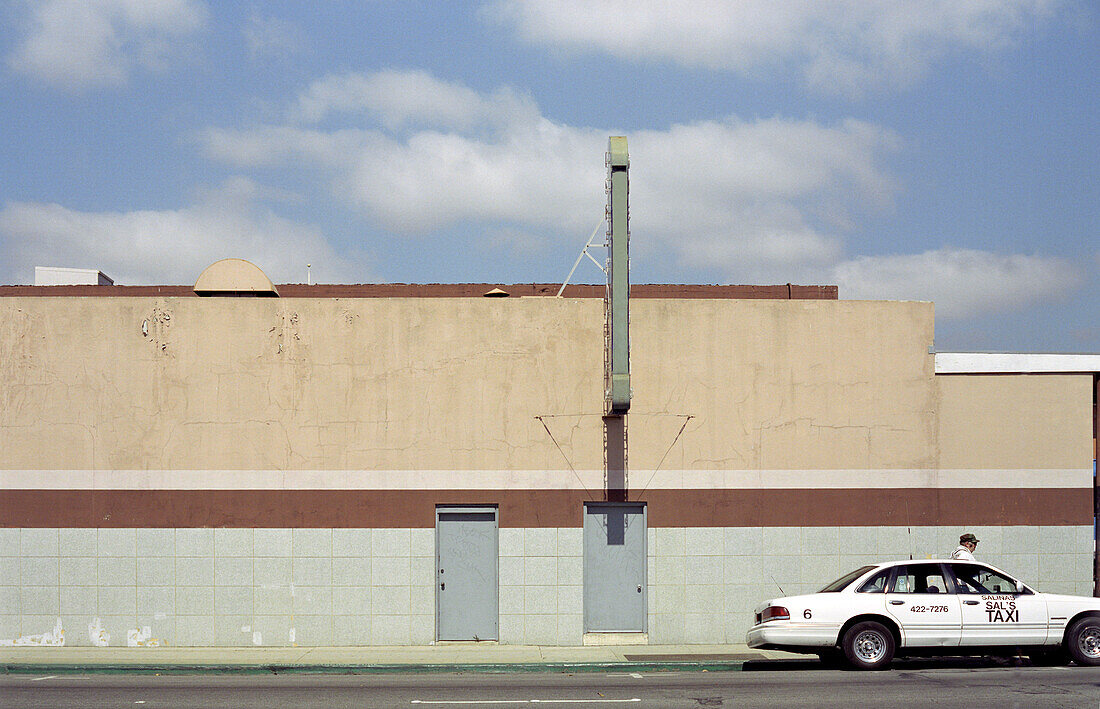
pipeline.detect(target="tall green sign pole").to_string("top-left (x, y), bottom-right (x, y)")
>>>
top-left (606, 136), bottom-right (631, 415)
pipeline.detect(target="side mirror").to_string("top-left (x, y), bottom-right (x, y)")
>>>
top-left (1015, 581), bottom-right (1027, 594)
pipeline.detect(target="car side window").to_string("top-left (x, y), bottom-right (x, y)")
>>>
top-left (889, 564), bottom-right (948, 594)
top-left (950, 564), bottom-right (1019, 594)
top-left (857, 569), bottom-right (890, 593)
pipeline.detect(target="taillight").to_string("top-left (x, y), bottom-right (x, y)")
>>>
top-left (760, 605), bottom-right (790, 622)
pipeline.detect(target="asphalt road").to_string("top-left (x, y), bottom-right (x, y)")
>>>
top-left (3, 661), bottom-right (1099, 708)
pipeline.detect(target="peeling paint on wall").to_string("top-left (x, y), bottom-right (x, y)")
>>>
top-left (252, 631), bottom-right (262, 645)
top-left (89, 618), bottom-right (110, 647)
top-left (127, 626), bottom-right (161, 647)
top-left (0, 618), bottom-right (64, 646)
top-left (143, 304), bottom-right (172, 355)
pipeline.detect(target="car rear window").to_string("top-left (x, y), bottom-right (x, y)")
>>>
top-left (819, 565), bottom-right (877, 592)
top-left (890, 564), bottom-right (948, 594)
top-left (857, 569), bottom-right (890, 593)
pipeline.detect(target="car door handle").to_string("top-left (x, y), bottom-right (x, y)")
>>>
top-left (964, 600), bottom-right (979, 605)
top-left (889, 600), bottom-right (904, 605)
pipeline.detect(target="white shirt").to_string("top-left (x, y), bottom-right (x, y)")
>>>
top-left (952, 545), bottom-right (976, 561)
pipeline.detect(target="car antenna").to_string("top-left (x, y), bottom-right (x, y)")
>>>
top-left (905, 499), bottom-right (913, 560)
top-left (769, 574), bottom-right (785, 596)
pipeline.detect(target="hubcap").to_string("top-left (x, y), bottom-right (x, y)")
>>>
top-left (1078, 626), bottom-right (1100, 659)
top-left (853, 630), bottom-right (887, 663)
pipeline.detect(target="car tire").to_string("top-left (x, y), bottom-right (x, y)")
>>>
top-left (1066, 617), bottom-right (1100, 666)
top-left (841, 621), bottom-right (895, 670)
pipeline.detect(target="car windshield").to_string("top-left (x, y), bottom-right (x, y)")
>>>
top-left (819, 565), bottom-right (877, 592)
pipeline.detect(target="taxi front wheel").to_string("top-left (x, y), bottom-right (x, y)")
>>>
top-left (841, 621), bottom-right (895, 670)
top-left (1066, 617), bottom-right (1100, 666)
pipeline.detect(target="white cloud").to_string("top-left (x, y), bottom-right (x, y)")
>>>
top-left (343, 122), bottom-right (609, 234)
top-left (200, 70), bottom-right (1080, 319)
top-left (486, 0), bottom-right (1063, 94)
top-left (0, 178), bottom-right (358, 285)
top-left (244, 13), bottom-right (304, 60)
top-left (293, 69), bottom-right (540, 130)
top-left (205, 70), bottom-right (898, 256)
top-left (832, 248), bottom-right (1081, 318)
top-left (630, 118), bottom-right (897, 269)
top-left (6, 0), bottom-right (207, 89)
top-left (201, 125), bottom-right (371, 168)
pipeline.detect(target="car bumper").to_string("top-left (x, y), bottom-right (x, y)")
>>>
top-left (746, 622), bottom-right (838, 650)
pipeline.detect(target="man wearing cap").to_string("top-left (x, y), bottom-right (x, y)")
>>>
top-left (953, 533), bottom-right (979, 561)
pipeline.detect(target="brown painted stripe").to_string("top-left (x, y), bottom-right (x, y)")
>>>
top-left (642, 489), bottom-right (1093, 527)
top-left (0, 488), bottom-right (1090, 528)
top-left (0, 490), bottom-right (586, 528)
top-left (0, 283), bottom-right (838, 299)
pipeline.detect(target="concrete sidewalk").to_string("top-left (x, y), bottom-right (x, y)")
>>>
top-left (1, 644), bottom-right (807, 674)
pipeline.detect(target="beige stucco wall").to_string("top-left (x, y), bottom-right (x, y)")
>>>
top-left (0, 296), bottom-right (946, 473)
top-left (630, 299), bottom-right (937, 470)
top-left (0, 297), bottom-right (604, 471)
top-left (936, 373), bottom-right (1095, 470)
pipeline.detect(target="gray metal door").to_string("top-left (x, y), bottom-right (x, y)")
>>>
top-left (584, 502), bottom-right (646, 632)
top-left (436, 506), bottom-right (498, 641)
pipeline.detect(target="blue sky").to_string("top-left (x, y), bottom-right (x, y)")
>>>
top-left (0, 1), bottom-right (1097, 352)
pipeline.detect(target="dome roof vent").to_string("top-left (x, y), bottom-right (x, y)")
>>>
top-left (193, 258), bottom-right (278, 297)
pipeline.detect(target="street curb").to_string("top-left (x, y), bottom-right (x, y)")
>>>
top-left (1, 661), bottom-right (753, 676)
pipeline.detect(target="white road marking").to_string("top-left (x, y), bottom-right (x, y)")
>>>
top-left (410, 699), bottom-right (641, 705)
top-left (411, 702), bottom-right (528, 705)
top-left (630, 673), bottom-right (643, 679)
top-left (30, 676), bottom-right (57, 682)
top-left (531, 701), bottom-right (641, 704)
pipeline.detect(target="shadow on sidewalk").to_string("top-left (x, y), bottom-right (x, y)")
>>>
top-left (742, 655), bottom-right (1025, 672)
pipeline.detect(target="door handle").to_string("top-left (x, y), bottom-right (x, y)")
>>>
top-left (964, 600), bottom-right (979, 605)
top-left (889, 600), bottom-right (904, 605)
top-left (440, 582), bottom-right (445, 591)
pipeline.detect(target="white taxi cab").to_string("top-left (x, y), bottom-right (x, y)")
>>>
top-left (746, 559), bottom-right (1100, 669)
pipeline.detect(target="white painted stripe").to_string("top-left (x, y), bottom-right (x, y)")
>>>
top-left (0, 468), bottom-right (1090, 490)
top-left (935, 352), bottom-right (1100, 374)
top-left (410, 700), bottom-right (640, 705)
top-left (529, 701), bottom-right (640, 705)
top-left (30, 675), bottom-right (57, 681)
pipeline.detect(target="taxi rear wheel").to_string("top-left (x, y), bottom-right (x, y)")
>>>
top-left (1066, 617), bottom-right (1100, 666)
top-left (841, 621), bottom-right (894, 670)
